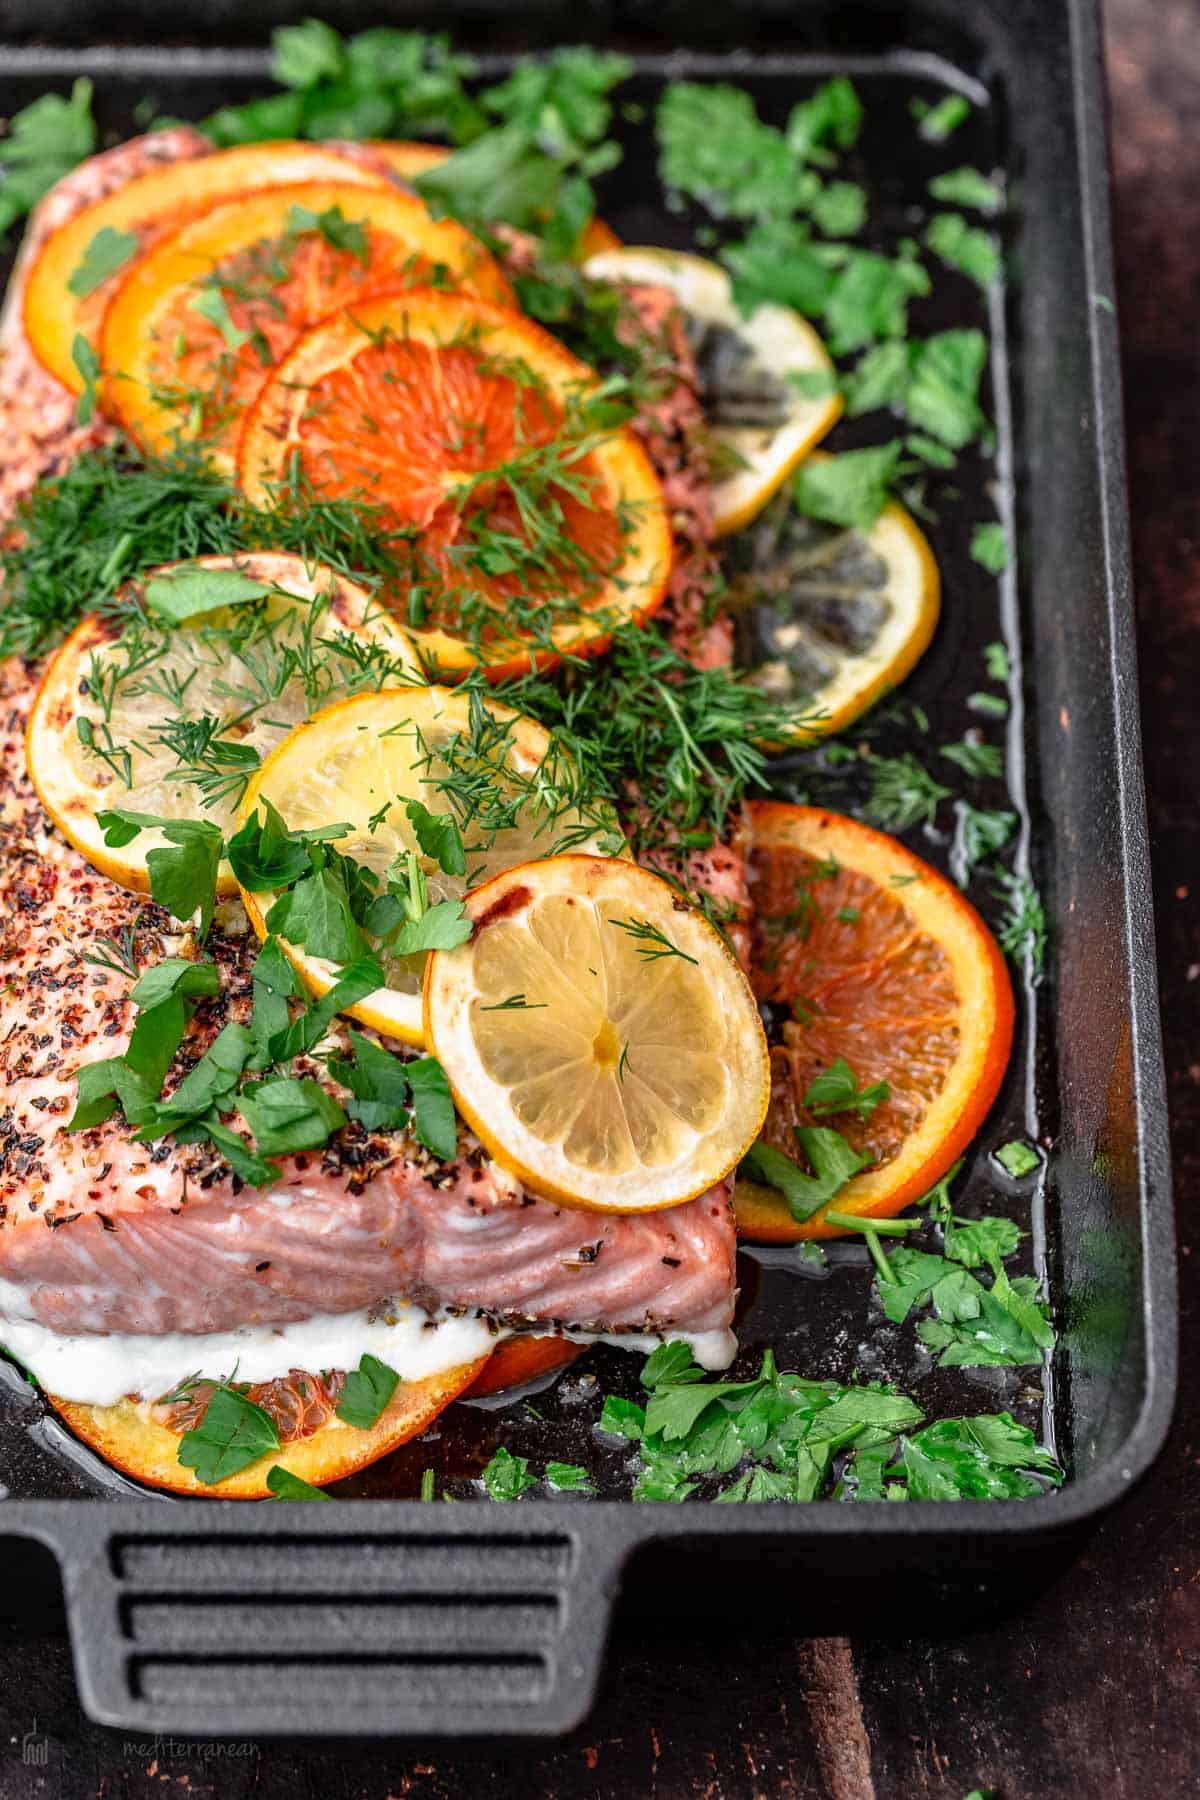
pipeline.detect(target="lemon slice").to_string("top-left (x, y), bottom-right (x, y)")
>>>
top-left (581, 246), bottom-right (840, 536)
top-left (724, 472), bottom-right (941, 739)
top-left (423, 854), bottom-right (770, 1212)
top-left (27, 553), bottom-right (418, 895)
top-left (235, 688), bottom-right (621, 1046)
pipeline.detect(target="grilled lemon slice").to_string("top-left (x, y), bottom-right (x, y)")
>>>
top-left (724, 475), bottom-right (940, 738)
top-left (27, 553), bottom-right (417, 895)
top-left (423, 853), bottom-right (770, 1212)
top-left (235, 687), bottom-right (620, 1047)
top-left (581, 246), bottom-right (840, 536)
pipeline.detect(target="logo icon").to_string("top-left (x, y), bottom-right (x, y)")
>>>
top-left (21, 1720), bottom-right (49, 1767)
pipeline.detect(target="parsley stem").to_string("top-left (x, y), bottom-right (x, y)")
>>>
top-left (823, 1210), bottom-right (921, 1237)
top-left (861, 1227), bottom-right (895, 1283)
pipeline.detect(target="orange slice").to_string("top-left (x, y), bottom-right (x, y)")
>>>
top-left (100, 180), bottom-right (514, 470)
top-left (368, 139), bottom-right (621, 259)
top-left (238, 288), bottom-right (672, 677)
top-left (24, 141), bottom-right (394, 396)
top-left (50, 1357), bottom-right (486, 1499)
top-left (735, 801), bottom-right (1014, 1241)
top-left (466, 1337), bottom-right (582, 1398)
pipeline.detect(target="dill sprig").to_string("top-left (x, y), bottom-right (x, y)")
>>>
top-left (0, 439), bottom-right (414, 662)
top-left (494, 625), bottom-right (817, 850)
top-left (609, 916), bottom-right (699, 965)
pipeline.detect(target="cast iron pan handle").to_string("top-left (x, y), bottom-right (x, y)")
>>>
top-left (55, 1509), bottom-right (632, 1737)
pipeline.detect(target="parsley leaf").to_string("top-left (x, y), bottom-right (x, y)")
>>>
top-left (787, 77), bottom-right (864, 161)
top-left (237, 1076), bottom-right (346, 1156)
top-left (905, 329), bottom-right (987, 447)
top-left (248, 935), bottom-right (303, 1065)
top-left (928, 166), bottom-right (1002, 213)
top-left (926, 212), bottom-right (1001, 287)
top-left (227, 799), bottom-right (338, 893)
top-left (96, 810), bottom-right (223, 939)
top-left (267, 955), bottom-right (383, 1064)
top-left (142, 564), bottom-right (271, 623)
top-left (995, 1139), bottom-right (1042, 1179)
top-left (266, 1465), bottom-right (332, 1500)
top-left (404, 798), bottom-right (467, 877)
top-left (285, 201), bottom-right (369, 264)
top-left (0, 79), bottom-right (95, 235)
top-left (177, 1384), bottom-right (280, 1486)
top-left (406, 1055), bottom-right (457, 1159)
top-left (265, 867), bottom-right (370, 964)
top-left (72, 334), bottom-right (101, 425)
top-left (335, 1353), bottom-right (399, 1429)
top-left (388, 897), bottom-right (473, 956)
top-left (722, 219), bottom-right (836, 317)
top-left (914, 94), bottom-right (970, 142)
top-left (481, 1444), bottom-right (536, 1500)
top-left (545, 1461), bottom-right (593, 1493)
top-left (272, 19), bottom-right (345, 88)
top-left (67, 225), bottom-right (138, 298)
top-left (792, 442), bottom-right (902, 529)
top-left (597, 1394), bottom-right (646, 1440)
top-left (803, 1057), bottom-right (889, 1121)
top-left (896, 1413), bottom-right (1061, 1500)
top-left (822, 247), bottom-right (930, 354)
top-left (191, 285), bottom-right (250, 352)
top-left (970, 521), bottom-right (1010, 572)
top-left (741, 1128), bottom-right (870, 1223)
top-left (127, 957), bottom-right (219, 1012)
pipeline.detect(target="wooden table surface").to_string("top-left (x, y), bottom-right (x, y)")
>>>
top-left (1, 2), bottom-right (1196, 1793)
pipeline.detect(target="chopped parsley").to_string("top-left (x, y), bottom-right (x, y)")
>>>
top-left (177, 1383), bottom-right (280, 1486)
top-left (971, 520), bottom-right (1010, 572)
top-left (995, 1139), bottom-right (1042, 1179)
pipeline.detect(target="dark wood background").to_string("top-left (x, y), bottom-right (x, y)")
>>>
top-left (0, 1), bottom-right (1196, 1792)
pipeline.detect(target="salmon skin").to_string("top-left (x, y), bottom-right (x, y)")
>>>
top-left (0, 663), bottom-right (736, 1342)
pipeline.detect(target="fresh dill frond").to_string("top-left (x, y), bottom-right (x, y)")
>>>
top-left (863, 751), bottom-right (951, 832)
top-left (608, 916), bottom-right (699, 965)
top-left (994, 869), bottom-right (1048, 976)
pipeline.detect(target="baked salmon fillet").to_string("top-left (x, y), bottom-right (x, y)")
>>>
top-left (0, 662), bottom-right (737, 1347)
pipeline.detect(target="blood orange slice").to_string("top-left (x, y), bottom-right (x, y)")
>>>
top-left (736, 801), bottom-right (1014, 1241)
top-left (23, 141), bottom-right (394, 396)
top-left (238, 289), bottom-right (672, 676)
top-left (100, 180), bottom-right (513, 470)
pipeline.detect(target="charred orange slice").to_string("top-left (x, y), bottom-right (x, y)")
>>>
top-left (24, 141), bottom-right (394, 396)
top-left (100, 180), bottom-right (514, 470)
top-left (238, 289), bottom-right (672, 677)
top-left (50, 1356), bottom-right (486, 1499)
top-left (368, 140), bottom-right (621, 259)
top-left (736, 801), bottom-right (1014, 1241)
